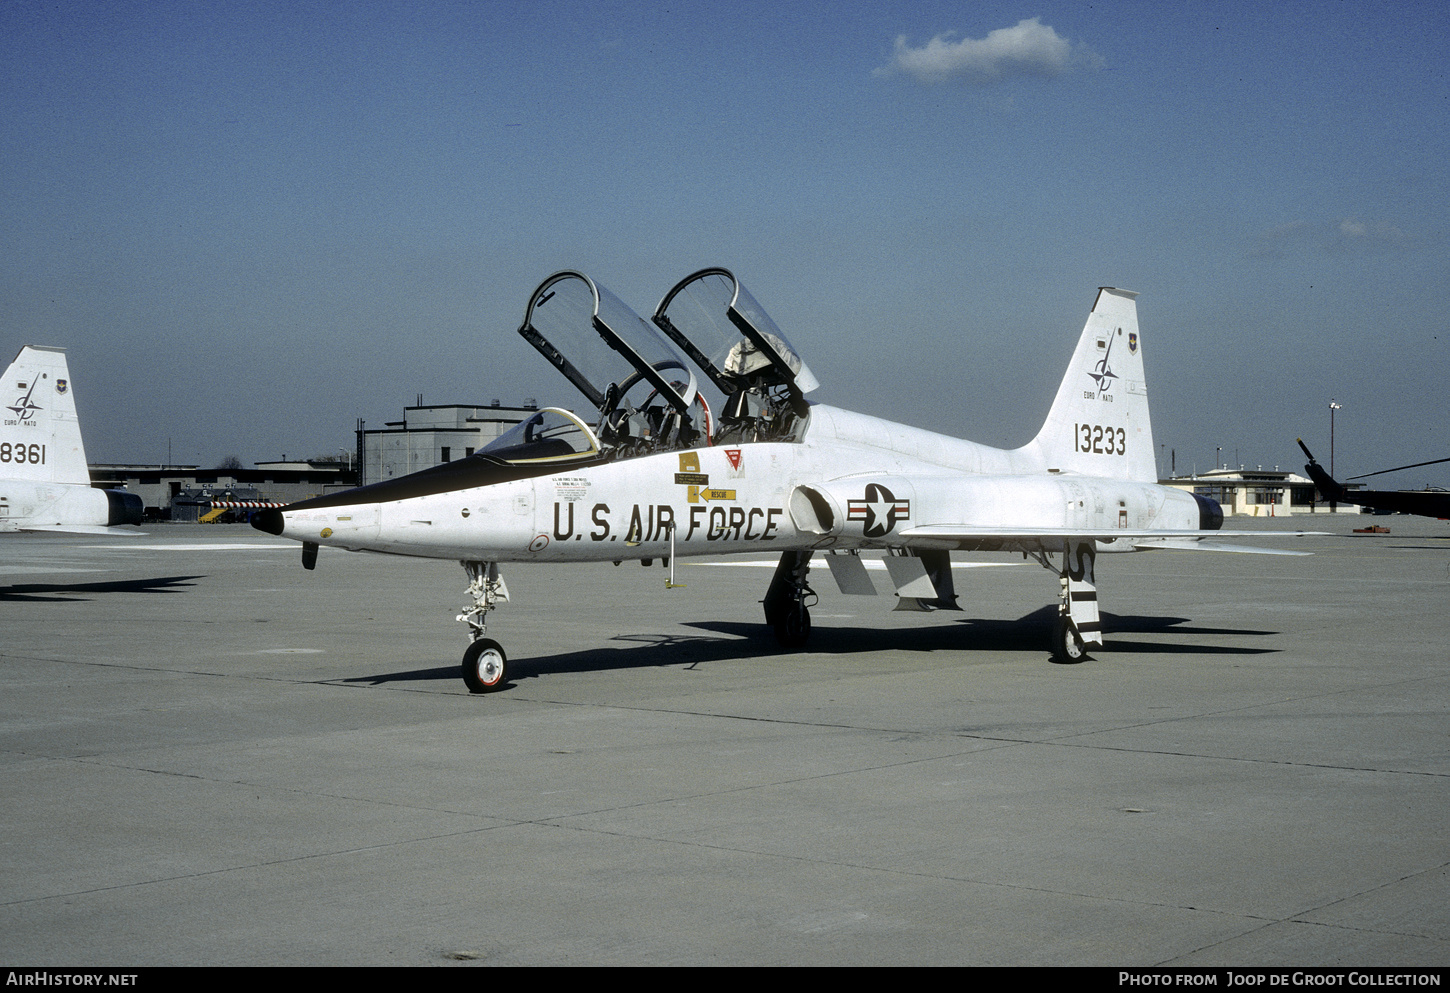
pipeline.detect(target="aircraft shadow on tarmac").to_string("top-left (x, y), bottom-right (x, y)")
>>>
top-left (0, 574), bottom-right (201, 603)
top-left (340, 606), bottom-right (1279, 689)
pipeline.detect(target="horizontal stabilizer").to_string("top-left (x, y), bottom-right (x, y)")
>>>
top-left (22, 524), bottom-right (147, 536)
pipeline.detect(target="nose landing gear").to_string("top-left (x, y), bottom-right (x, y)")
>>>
top-left (458, 560), bottom-right (510, 692)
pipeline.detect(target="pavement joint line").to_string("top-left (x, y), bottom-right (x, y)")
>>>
top-left (1155, 858), bottom-right (1450, 964)
top-left (20, 726), bottom-right (1448, 878)
top-left (1274, 856), bottom-right (1450, 934)
top-left (437, 693), bottom-right (1450, 780)
top-left (0, 814), bottom-right (1371, 943)
top-left (0, 822), bottom-right (522, 910)
top-left (979, 736), bottom-right (1450, 778)
top-left (513, 819), bottom-right (1450, 945)
top-left (1155, 918), bottom-right (1293, 966)
top-left (9, 735), bottom-right (1024, 831)
top-left (6, 750), bottom-right (529, 821)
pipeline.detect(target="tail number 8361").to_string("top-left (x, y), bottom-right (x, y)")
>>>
top-left (1075, 423), bottom-right (1125, 455)
top-left (0, 442), bottom-right (45, 464)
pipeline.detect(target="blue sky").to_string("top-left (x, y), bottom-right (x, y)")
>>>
top-left (3, 1), bottom-right (1447, 486)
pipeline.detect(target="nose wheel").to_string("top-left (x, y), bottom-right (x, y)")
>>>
top-left (462, 638), bottom-right (508, 693)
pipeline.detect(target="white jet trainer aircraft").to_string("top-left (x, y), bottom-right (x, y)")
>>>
top-left (255, 269), bottom-right (1307, 691)
top-left (2, 345), bottom-right (143, 534)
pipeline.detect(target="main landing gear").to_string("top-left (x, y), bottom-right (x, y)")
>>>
top-left (458, 560), bottom-right (510, 693)
top-left (1027, 540), bottom-right (1103, 663)
top-left (763, 550), bottom-right (816, 649)
top-left (1050, 540), bottom-right (1103, 663)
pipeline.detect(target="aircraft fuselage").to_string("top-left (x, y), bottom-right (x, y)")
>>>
top-left (265, 404), bottom-right (1202, 562)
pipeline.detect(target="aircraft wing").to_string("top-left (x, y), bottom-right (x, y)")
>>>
top-left (897, 524), bottom-right (1315, 555)
top-left (1122, 537), bottom-right (1311, 556)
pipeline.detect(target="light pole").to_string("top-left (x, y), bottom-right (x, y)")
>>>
top-left (1329, 400), bottom-right (1342, 477)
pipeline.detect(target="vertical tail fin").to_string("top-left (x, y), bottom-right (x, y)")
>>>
top-left (1028, 288), bottom-right (1157, 482)
top-left (2, 345), bottom-right (91, 485)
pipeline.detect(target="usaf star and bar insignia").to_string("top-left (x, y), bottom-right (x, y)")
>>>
top-left (847, 483), bottom-right (910, 538)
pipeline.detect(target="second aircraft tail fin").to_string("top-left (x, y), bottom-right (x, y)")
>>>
top-left (1, 345), bottom-right (91, 486)
top-left (1026, 288), bottom-right (1157, 483)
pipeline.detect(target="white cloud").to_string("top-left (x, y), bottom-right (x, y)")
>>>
top-left (1338, 218), bottom-right (1407, 243)
top-left (1250, 218), bottom-right (1412, 258)
top-left (875, 17), bottom-right (1093, 85)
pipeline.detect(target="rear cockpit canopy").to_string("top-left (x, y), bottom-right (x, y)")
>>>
top-left (653, 267), bottom-right (818, 397)
top-left (653, 267), bottom-right (816, 444)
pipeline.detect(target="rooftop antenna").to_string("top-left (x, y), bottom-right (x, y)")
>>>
top-left (1329, 399), bottom-right (1342, 476)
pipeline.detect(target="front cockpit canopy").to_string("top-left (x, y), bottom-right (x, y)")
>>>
top-left (518, 271), bottom-right (702, 454)
top-left (479, 407), bottom-right (601, 464)
top-left (520, 271), bottom-right (697, 414)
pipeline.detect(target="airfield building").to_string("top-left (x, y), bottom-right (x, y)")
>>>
top-left (357, 401), bottom-right (539, 487)
top-left (88, 461), bottom-right (357, 521)
top-left (1161, 467), bottom-right (1362, 516)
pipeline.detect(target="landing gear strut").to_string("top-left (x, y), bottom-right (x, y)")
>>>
top-left (763, 550), bottom-right (816, 649)
top-left (458, 560), bottom-right (510, 692)
top-left (1053, 540), bottom-right (1101, 663)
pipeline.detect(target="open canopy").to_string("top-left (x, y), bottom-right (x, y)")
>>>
top-left (519, 271), bottom-right (698, 418)
top-left (652, 267), bottom-right (819, 397)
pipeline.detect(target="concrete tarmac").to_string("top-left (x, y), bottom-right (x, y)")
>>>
top-left (2, 517), bottom-right (1447, 966)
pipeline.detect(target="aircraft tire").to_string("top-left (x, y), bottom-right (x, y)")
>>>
top-left (1054, 616), bottom-right (1088, 664)
top-left (773, 604), bottom-right (811, 650)
top-left (462, 638), bottom-right (508, 693)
